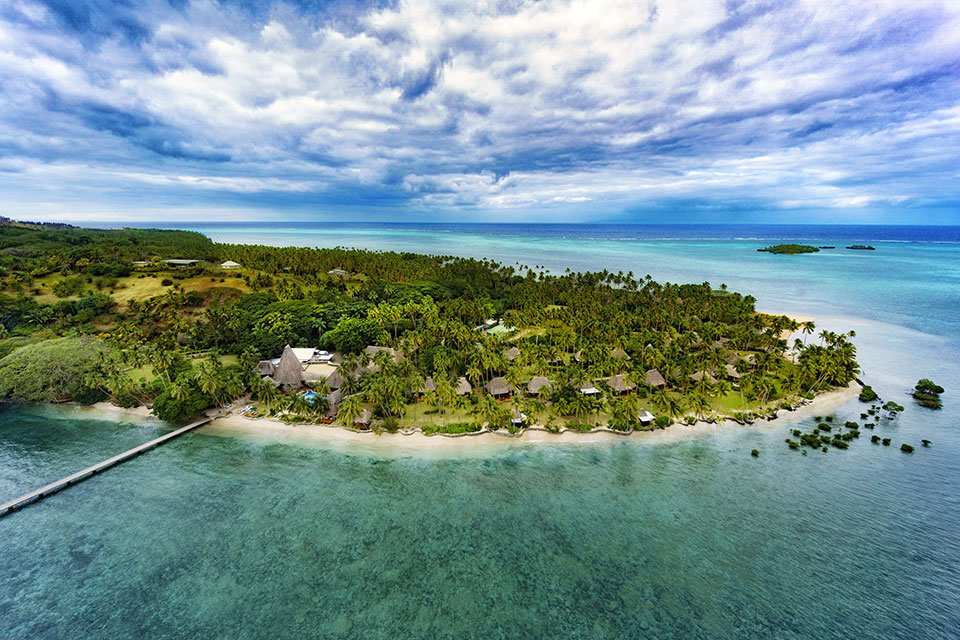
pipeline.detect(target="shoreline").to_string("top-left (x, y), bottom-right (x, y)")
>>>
top-left (199, 382), bottom-right (860, 454)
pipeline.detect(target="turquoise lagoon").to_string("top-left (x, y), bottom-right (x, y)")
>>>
top-left (1, 224), bottom-right (959, 638)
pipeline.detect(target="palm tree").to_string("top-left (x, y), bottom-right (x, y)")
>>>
top-left (337, 395), bottom-right (363, 427)
top-left (688, 392), bottom-right (710, 421)
top-left (801, 320), bottom-right (815, 345)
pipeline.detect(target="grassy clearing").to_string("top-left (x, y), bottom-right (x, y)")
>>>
top-left (127, 354), bottom-right (239, 383)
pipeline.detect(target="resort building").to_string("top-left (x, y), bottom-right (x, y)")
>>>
top-left (611, 347), bottom-right (628, 360)
top-left (606, 373), bottom-right (636, 395)
top-left (364, 345), bottom-right (403, 363)
top-left (527, 376), bottom-right (553, 396)
top-left (486, 377), bottom-right (512, 398)
top-left (579, 385), bottom-right (600, 396)
top-left (272, 345), bottom-right (305, 389)
top-left (326, 370), bottom-right (345, 390)
top-left (324, 389), bottom-right (343, 419)
top-left (327, 268), bottom-right (347, 277)
top-left (418, 377), bottom-right (436, 395)
top-left (258, 347), bottom-right (334, 376)
top-left (220, 260), bottom-right (241, 269)
top-left (638, 409), bottom-right (656, 427)
top-left (505, 346), bottom-right (521, 361)
top-left (455, 377), bottom-right (472, 396)
top-left (690, 370), bottom-right (717, 385)
top-left (725, 364), bottom-right (742, 380)
top-left (162, 259), bottom-right (202, 267)
top-left (644, 369), bottom-right (666, 388)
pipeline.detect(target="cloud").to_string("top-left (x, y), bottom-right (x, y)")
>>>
top-left (0, 0), bottom-right (959, 222)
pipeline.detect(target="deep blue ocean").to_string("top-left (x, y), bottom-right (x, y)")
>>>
top-left (1, 223), bottom-right (958, 638)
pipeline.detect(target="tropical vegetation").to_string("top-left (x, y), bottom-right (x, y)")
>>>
top-left (0, 220), bottom-right (863, 433)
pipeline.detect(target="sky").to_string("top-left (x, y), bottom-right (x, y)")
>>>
top-left (1, 0), bottom-right (960, 225)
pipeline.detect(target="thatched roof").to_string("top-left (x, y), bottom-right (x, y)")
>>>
top-left (273, 345), bottom-right (305, 388)
top-left (725, 352), bottom-right (741, 365)
top-left (505, 346), bottom-right (521, 361)
top-left (356, 409), bottom-right (372, 425)
top-left (527, 376), bottom-right (553, 395)
top-left (638, 409), bottom-right (656, 424)
top-left (324, 389), bottom-right (343, 417)
top-left (611, 347), bottom-right (628, 360)
top-left (486, 376), bottom-right (511, 396)
top-left (419, 377), bottom-right (436, 394)
top-left (690, 370), bottom-right (717, 384)
top-left (326, 369), bottom-right (346, 389)
top-left (725, 364), bottom-right (742, 380)
top-left (261, 375), bottom-right (280, 388)
top-left (365, 345), bottom-right (403, 363)
top-left (455, 377), bottom-right (472, 395)
top-left (607, 373), bottom-right (636, 393)
top-left (644, 369), bottom-right (666, 387)
top-left (257, 360), bottom-right (276, 376)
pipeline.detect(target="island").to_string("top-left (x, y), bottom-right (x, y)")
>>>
top-left (845, 245), bottom-right (876, 250)
top-left (0, 220), bottom-right (861, 437)
top-left (758, 244), bottom-right (820, 254)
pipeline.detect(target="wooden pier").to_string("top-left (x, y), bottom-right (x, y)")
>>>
top-left (0, 416), bottom-right (213, 518)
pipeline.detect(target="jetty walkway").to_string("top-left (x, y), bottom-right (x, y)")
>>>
top-left (0, 415), bottom-right (213, 517)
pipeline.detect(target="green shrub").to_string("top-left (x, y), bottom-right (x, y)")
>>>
top-left (914, 379), bottom-right (944, 395)
top-left (0, 337), bottom-right (113, 403)
top-left (858, 385), bottom-right (879, 402)
top-left (151, 381), bottom-right (211, 422)
top-left (161, 279), bottom-right (174, 286)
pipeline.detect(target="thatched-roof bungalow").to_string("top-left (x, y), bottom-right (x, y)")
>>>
top-left (644, 369), bottom-right (666, 388)
top-left (365, 345), bottom-right (403, 363)
top-left (418, 377), bottom-right (436, 395)
top-left (356, 409), bottom-right (372, 427)
top-left (606, 373), bottom-right (636, 395)
top-left (611, 347), bottom-right (628, 360)
top-left (273, 345), bottom-right (306, 389)
top-left (527, 376), bottom-right (553, 396)
top-left (261, 375), bottom-right (280, 388)
top-left (324, 389), bottom-right (343, 418)
top-left (505, 346), bottom-right (521, 361)
top-left (258, 359), bottom-right (277, 377)
top-left (725, 364), bottom-right (742, 380)
top-left (326, 369), bottom-right (346, 389)
top-left (690, 370), bottom-right (717, 385)
top-left (638, 409), bottom-right (656, 426)
top-left (455, 377), bottom-right (472, 396)
top-left (486, 377), bottom-right (512, 398)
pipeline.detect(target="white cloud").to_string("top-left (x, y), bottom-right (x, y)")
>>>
top-left (0, 0), bottom-right (959, 220)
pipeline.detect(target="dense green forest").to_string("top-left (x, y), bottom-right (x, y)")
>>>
top-left (0, 220), bottom-right (859, 431)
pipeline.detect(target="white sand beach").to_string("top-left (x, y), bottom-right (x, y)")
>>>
top-left (199, 382), bottom-right (860, 455)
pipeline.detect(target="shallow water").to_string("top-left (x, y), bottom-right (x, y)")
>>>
top-left (1, 223), bottom-right (958, 638)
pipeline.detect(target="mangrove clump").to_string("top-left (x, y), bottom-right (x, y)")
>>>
top-left (758, 244), bottom-right (819, 255)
